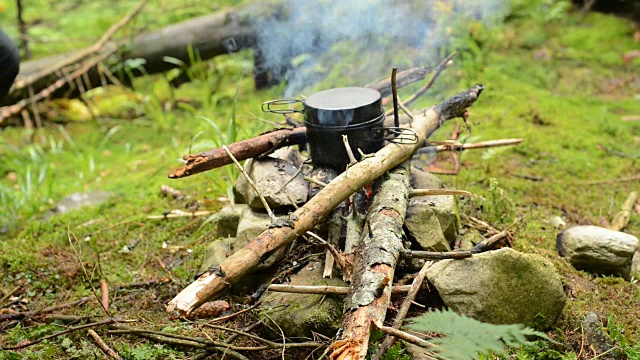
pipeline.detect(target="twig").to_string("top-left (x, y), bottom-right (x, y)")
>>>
top-left (342, 135), bottom-right (358, 165)
top-left (417, 138), bottom-right (523, 154)
top-left (376, 325), bottom-right (436, 351)
top-left (100, 279), bottom-right (109, 312)
top-left (109, 327), bottom-right (323, 351)
top-left (2, 318), bottom-right (130, 350)
top-left (223, 145), bottom-right (276, 222)
top-left (373, 261), bottom-right (433, 360)
top-left (306, 231), bottom-right (348, 270)
top-left (471, 219), bottom-right (520, 252)
top-left (207, 302), bottom-right (261, 323)
top-left (391, 68), bottom-right (399, 127)
top-left (409, 189), bottom-right (471, 197)
top-left (267, 284), bottom-right (412, 295)
top-left (304, 176), bottom-right (328, 188)
top-left (385, 52), bottom-right (457, 117)
top-left (403, 52), bottom-right (457, 107)
top-left (579, 174), bottom-right (640, 186)
top-left (16, 0), bottom-right (30, 59)
top-left (402, 249), bottom-right (476, 260)
top-left (147, 210), bottom-right (213, 219)
top-left (12, 0), bottom-right (148, 92)
top-left (0, 286), bottom-right (20, 305)
top-left (609, 191), bottom-right (638, 231)
top-left (0, 49), bottom-right (115, 123)
top-left (88, 329), bottom-right (122, 359)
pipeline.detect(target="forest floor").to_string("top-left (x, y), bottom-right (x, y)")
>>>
top-left (0, 0), bottom-right (639, 359)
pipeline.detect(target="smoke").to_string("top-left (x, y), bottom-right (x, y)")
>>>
top-left (252, 0), bottom-right (510, 97)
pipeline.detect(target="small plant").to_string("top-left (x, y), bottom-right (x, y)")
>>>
top-left (405, 309), bottom-right (550, 360)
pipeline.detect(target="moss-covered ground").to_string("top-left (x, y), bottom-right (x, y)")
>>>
top-left (1, 0), bottom-right (639, 359)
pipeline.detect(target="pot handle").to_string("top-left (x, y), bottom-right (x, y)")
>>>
top-left (261, 99), bottom-right (303, 114)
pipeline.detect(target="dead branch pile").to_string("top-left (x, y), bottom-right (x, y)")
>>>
top-left (159, 54), bottom-right (507, 358)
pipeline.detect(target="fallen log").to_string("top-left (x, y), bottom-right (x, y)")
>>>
top-left (168, 66), bottom-right (433, 179)
top-left (166, 85), bottom-right (484, 315)
top-left (329, 161), bottom-right (411, 360)
top-left (1, 4), bottom-right (268, 108)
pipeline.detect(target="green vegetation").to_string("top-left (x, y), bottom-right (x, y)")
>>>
top-left (1, 0), bottom-right (639, 358)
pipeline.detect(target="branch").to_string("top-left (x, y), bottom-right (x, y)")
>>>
top-left (166, 85), bottom-right (484, 315)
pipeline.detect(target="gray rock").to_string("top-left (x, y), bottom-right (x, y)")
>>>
top-left (426, 248), bottom-right (566, 330)
top-left (45, 191), bottom-right (113, 218)
top-left (631, 250), bottom-right (640, 279)
top-left (236, 207), bottom-right (271, 245)
top-left (582, 312), bottom-right (623, 360)
top-left (234, 148), bottom-right (308, 209)
top-left (406, 164), bottom-right (460, 249)
top-left (258, 261), bottom-right (344, 338)
top-left (410, 167), bottom-right (443, 189)
top-left (199, 238), bottom-right (235, 273)
top-left (235, 207), bottom-right (286, 270)
top-left (405, 203), bottom-right (450, 251)
top-left (209, 204), bottom-right (246, 238)
top-left (557, 225), bottom-right (638, 279)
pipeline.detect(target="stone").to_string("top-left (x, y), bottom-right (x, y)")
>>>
top-left (406, 165), bottom-right (460, 249)
top-left (199, 238), bottom-right (235, 274)
top-left (45, 190), bottom-right (113, 218)
top-left (557, 225), bottom-right (638, 279)
top-left (426, 248), bottom-right (566, 330)
top-left (236, 207), bottom-right (271, 245)
top-left (405, 203), bottom-right (450, 251)
top-left (211, 204), bottom-right (246, 238)
top-left (258, 261), bottom-right (344, 338)
top-left (582, 312), bottom-right (623, 360)
top-left (631, 250), bottom-right (640, 279)
top-left (235, 207), bottom-right (286, 270)
top-left (233, 148), bottom-right (308, 209)
top-left (410, 167), bottom-right (443, 189)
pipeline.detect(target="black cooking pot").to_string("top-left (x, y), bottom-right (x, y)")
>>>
top-left (304, 87), bottom-right (385, 168)
top-left (262, 87), bottom-right (386, 169)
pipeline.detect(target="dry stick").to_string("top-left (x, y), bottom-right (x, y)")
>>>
top-left (88, 329), bottom-right (122, 360)
top-left (329, 161), bottom-right (412, 360)
top-left (100, 279), bottom-right (110, 312)
top-left (418, 138), bottom-right (523, 153)
top-left (223, 145), bottom-right (276, 222)
top-left (376, 325), bottom-right (436, 352)
top-left (609, 191), bottom-right (638, 231)
top-left (391, 68), bottom-right (400, 127)
top-left (1, 318), bottom-right (130, 350)
top-left (384, 52), bottom-right (457, 118)
top-left (267, 284), bottom-right (412, 295)
top-left (169, 66), bottom-right (433, 179)
top-left (307, 231), bottom-right (348, 270)
top-left (16, 0), bottom-right (30, 59)
top-left (166, 85), bottom-right (484, 315)
top-left (108, 327), bottom-right (322, 351)
top-left (0, 48), bottom-right (116, 123)
top-left (11, 0), bottom-right (148, 93)
top-left (147, 210), bottom-right (213, 219)
top-left (402, 227), bottom-right (512, 260)
top-left (409, 189), bottom-right (471, 197)
top-left (373, 261), bottom-right (434, 360)
top-left (304, 176), bottom-right (328, 188)
top-left (401, 52), bottom-right (457, 108)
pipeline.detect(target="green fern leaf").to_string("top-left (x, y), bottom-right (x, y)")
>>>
top-left (404, 309), bottom-right (549, 360)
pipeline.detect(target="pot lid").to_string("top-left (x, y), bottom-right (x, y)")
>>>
top-left (304, 87), bottom-right (382, 127)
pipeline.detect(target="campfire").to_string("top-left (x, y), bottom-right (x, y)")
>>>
top-left (164, 58), bottom-right (536, 359)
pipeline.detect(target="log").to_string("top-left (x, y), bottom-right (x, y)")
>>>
top-left (166, 85), bottom-right (484, 315)
top-left (1, 4), bottom-right (268, 108)
top-left (169, 127), bottom-right (307, 179)
top-left (329, 161), bottom-right (411, 360)
top-left (168, 67), bottom-right (432, 179)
